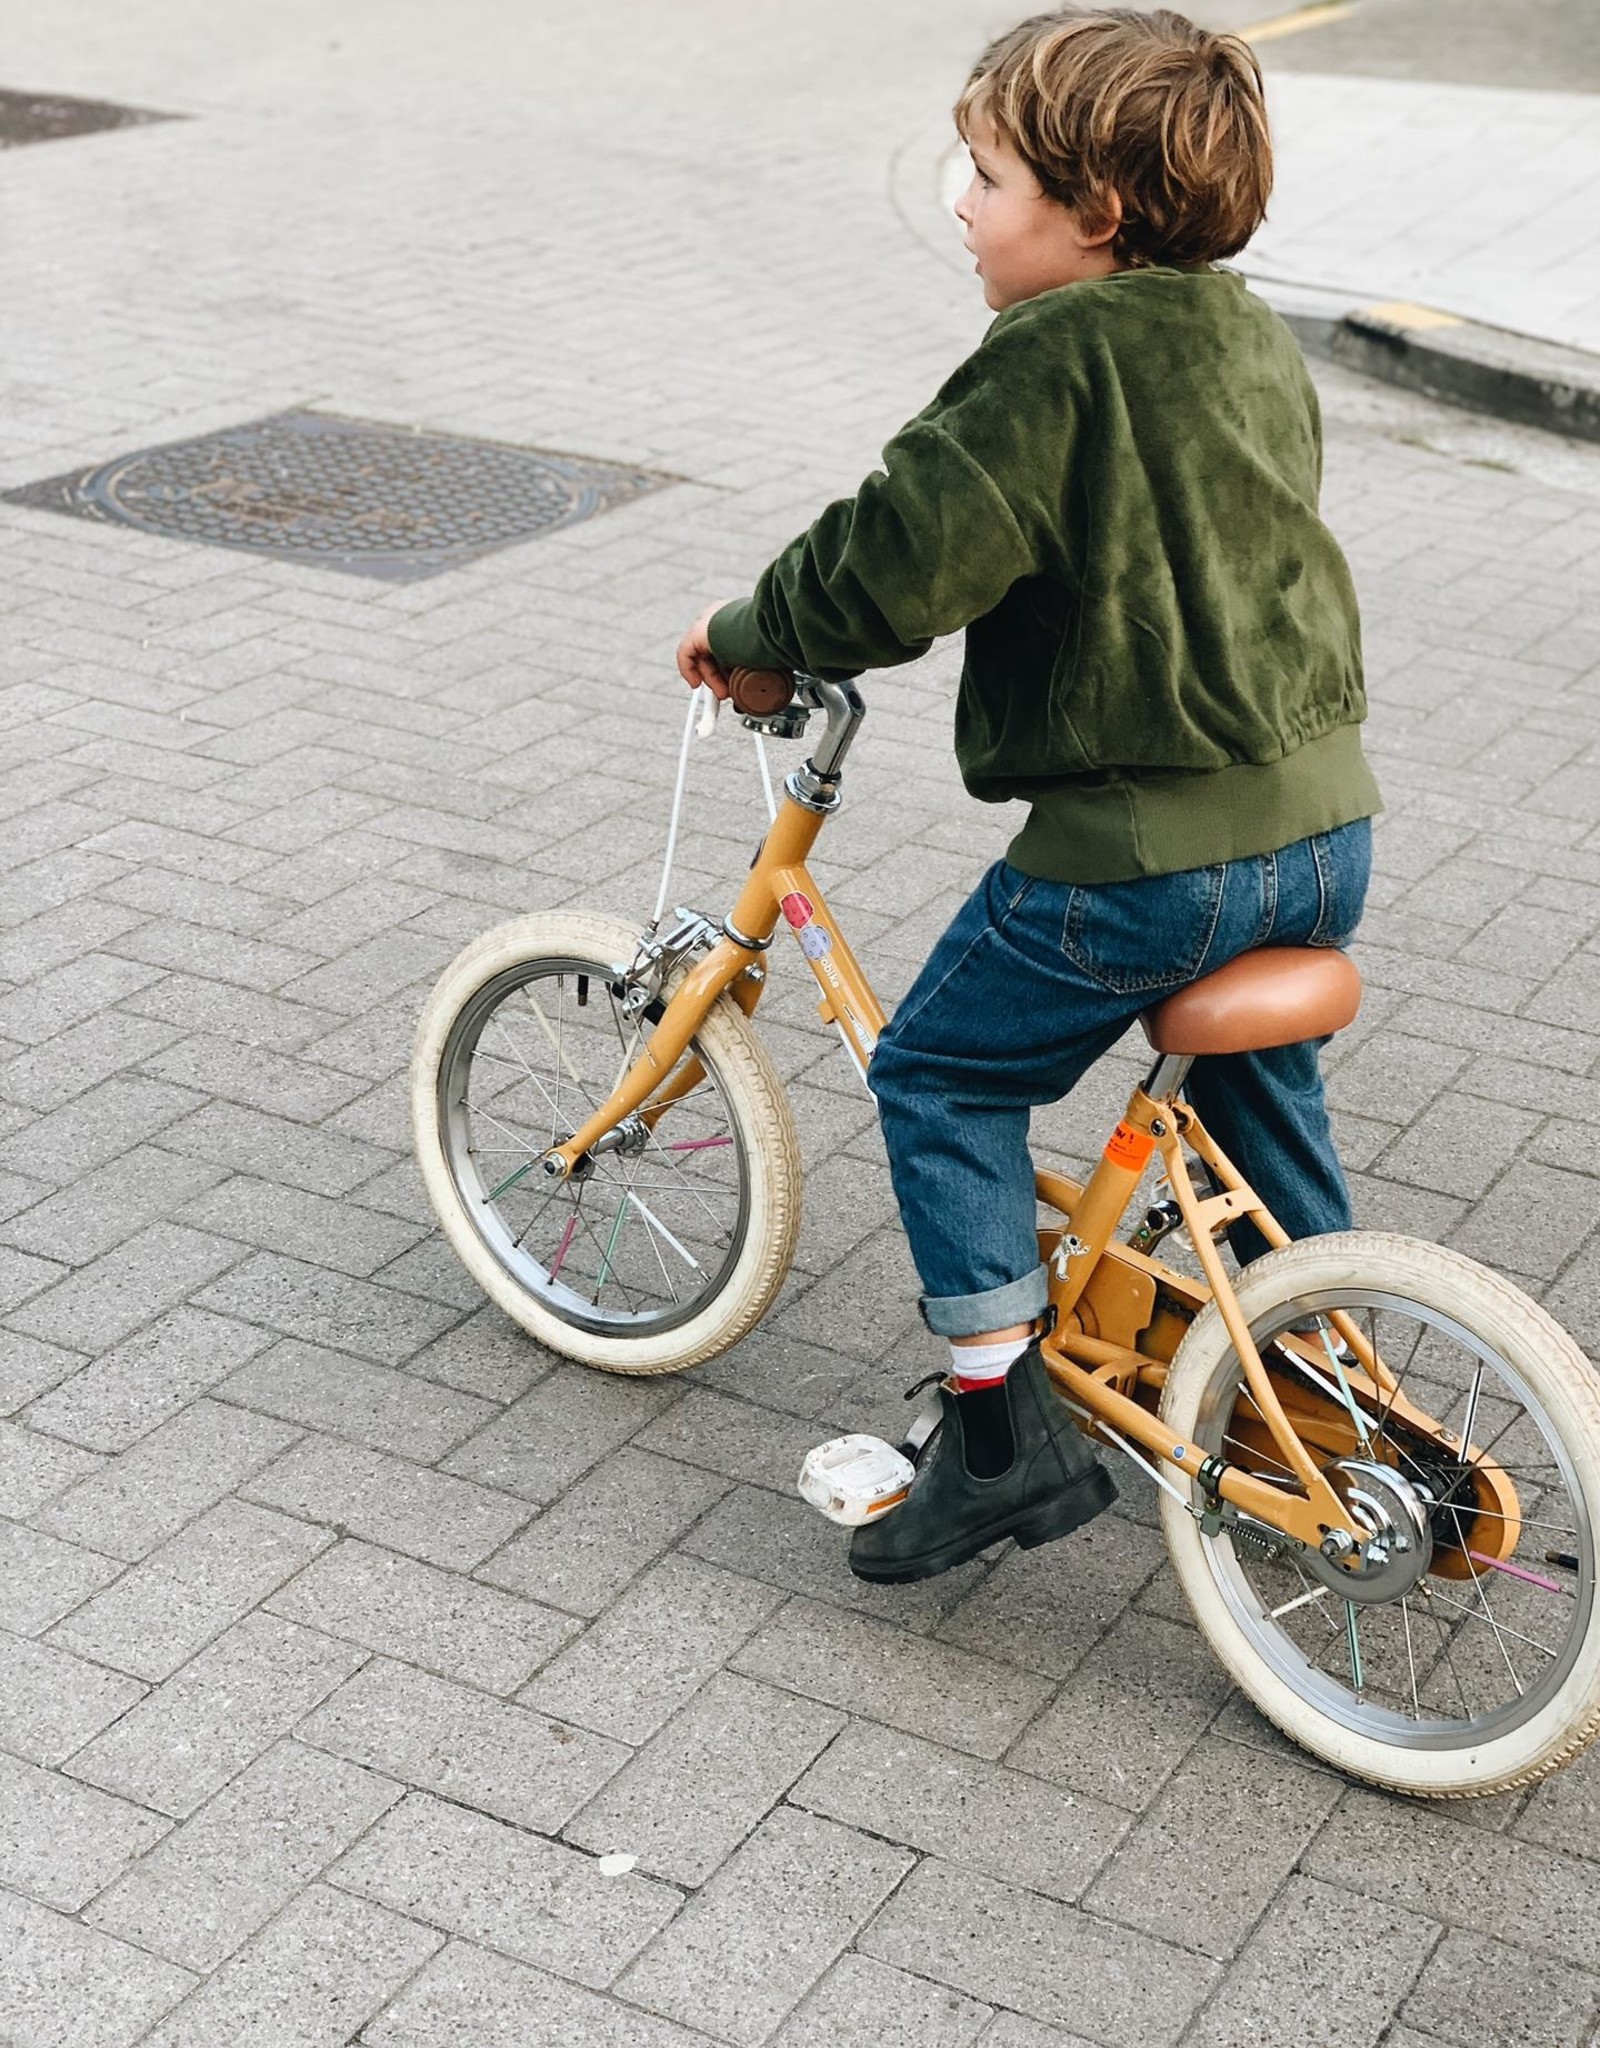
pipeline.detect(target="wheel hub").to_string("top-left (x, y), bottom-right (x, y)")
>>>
top-left (1303, 1457), bottom-right (1434, 1605)
top-left (541, 1114), bottom-right (650, 1184)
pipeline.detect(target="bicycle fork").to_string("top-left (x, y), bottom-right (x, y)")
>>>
top-left (543, 778), bottom-right (880, 1179)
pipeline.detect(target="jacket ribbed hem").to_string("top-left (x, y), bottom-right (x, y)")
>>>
top-left (1004, 724), bottom-right (1383, 884)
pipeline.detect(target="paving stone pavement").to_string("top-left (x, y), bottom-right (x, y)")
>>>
top-left (5, 3), bottom-right (1600, 2045)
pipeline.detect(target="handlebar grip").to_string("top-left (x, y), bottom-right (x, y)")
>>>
top-left (727, 667), bottom-right (795, 717)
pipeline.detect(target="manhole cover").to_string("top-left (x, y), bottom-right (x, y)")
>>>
top-left (4, 411), bottom-right (674, 582)
top-left (0, 87), bottom-right (176, 148)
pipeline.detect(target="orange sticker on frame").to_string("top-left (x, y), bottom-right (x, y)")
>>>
top-left (1104, 1121), bottom-right (1156, 1172)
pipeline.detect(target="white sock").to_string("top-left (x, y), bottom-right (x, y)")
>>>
top-left (948, 1336), bottom-right (1030, 1385)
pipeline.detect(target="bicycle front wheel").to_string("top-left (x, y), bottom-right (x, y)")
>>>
top-left (1160, 1232), bottom-right (1600, 1797)
top-left (411, 911), bottom-right (802, 1374)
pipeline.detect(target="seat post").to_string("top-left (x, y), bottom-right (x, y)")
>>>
top-left (1142, 1051), bottom-right (1193, 1102)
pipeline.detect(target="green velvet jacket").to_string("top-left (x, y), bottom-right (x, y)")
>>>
top-left (707, 265), bottom-right (1381, 883)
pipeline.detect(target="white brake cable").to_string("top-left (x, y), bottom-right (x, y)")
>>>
top-left (1061, 1397), bottom-right (1198, 1515)
top-left (753, 733), bottom-right (777, 822)
top-left (652, 690), bottom-right (703, 928)
top-left (652, 687), bottom-right (780, 927)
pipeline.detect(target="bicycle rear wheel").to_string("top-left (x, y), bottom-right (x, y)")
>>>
top-left (1160, 1232), bottom-right (1600, 1797)
top-left (411, 911), bottom-right (802, 1374)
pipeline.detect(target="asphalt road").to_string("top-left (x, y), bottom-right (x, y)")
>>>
top-left (1251, 0), bottom-right (1600, 94)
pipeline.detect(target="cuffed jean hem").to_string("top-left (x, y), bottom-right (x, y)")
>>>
top-left (920, 1264), bottom-right (1050, 1339)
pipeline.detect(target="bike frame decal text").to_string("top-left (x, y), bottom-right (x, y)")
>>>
top-left (1104, 1121), bottom-right (1156, 1171)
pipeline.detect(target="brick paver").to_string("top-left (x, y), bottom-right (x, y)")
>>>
top-left (4, 3), bottom-right (1600, 2045)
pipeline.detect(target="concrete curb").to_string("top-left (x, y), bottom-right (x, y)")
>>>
top-left (1262, 288), bottom-right (1600, 447)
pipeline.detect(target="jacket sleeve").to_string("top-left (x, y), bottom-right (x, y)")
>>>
top-left (707, 316), bottom-right (1071, 681)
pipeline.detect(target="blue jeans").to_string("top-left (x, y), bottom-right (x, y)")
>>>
top-left (867, 821), bottom-right (1372, 1338)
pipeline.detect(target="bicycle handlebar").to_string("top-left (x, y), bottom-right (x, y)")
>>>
top-left (722, 667), bottom-right (866, 787)
top-left (727, 667), bottom-right (795, 716)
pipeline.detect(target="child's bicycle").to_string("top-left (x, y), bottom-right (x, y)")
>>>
top-left (412, 670), bottom-right (1600, 1799)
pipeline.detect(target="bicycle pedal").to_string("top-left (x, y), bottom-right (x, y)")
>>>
top-left (798, 1435), bottom-right (914, 1527)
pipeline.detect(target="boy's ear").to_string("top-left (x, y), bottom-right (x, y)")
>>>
top-left (1077, 188), bottom-right (1124, 250)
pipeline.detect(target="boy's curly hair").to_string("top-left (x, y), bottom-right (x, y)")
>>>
top-left (955, 8), bottom-right (1272, 269)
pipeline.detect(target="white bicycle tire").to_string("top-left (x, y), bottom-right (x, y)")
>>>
top-left (1160, 1231), bottom-right (1600, 1797)
top-left (411, 911), bottom-right (802, 1375)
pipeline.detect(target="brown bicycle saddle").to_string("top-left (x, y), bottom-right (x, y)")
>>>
top-left (1140, 946), bottom-right (1362, 1056)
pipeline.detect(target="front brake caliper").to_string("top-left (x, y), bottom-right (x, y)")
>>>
top-left (613, 908), bottom-right (720, 1015)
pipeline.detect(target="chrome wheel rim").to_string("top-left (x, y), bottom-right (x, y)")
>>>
top-left (436, 955), bottom-right (750, 1336)
top-left (1194, 1287), bottom-right (1596, 1750)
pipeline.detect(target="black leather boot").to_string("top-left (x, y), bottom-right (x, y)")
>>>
top-left (848, 1344), bottom-right (1116, 1584)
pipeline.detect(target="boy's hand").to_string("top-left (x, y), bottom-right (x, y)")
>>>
top-left (677, 603), bottom-right (734, 698)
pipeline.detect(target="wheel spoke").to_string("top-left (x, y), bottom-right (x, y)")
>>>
top-left (1179, 1269), bottom-right (1596, 1765)
top-left (548, 1212), bottom-right (579, 1279)
top-left (635, 1120), bottom-right (740, 1232)
top-left (626, 1193), bottom-right (682, 1304)
top-left (1318, 1316), bottom-right (1374, 1452)
top-left (595, 1191), bottom-right (628, 1297)
top-left (622, 1191), bottom-right (704, 1273)
top-left (435, 944), bottom-right (755, 1342)
top-left (1419, 1585), bottom-right (1476, 1717)
top-left (511, 1182), bottom-right (565, 1249)
top-left (1467, 1549), bottom-right (1570, 1597)
top-left (1285, 1550), bottom-right (1341, 1633)
top-left (1422, 1583), bottom-right (1556, 1665)
top-left (525, 988), bottom-right (590, 1098)
top-left (1401, 1596), bottom-right (1421, 1721)
top-left (606, 987), bottom-right (648, 1092)
top-left (472, 1096), bottom-right (548, 1162)
top-left (1456, 1360), bottom-right (1486, 1468)
top-left (1344, 1602), bottom-right (1365, 1697)
top-left (1376, 1312), bottom-right (1430, 1442)
top-left (1270, 1583), bottom-right (1330, 1621)
top-left (1223, 1430), bottom-right (1299, 1483)
top-left (1425, 1502), bottom-right (1578, 1539)
top-left (471, 1046), bottom-right (542, 1076)
top-left (492, 1014), bottom-right (563, 1131)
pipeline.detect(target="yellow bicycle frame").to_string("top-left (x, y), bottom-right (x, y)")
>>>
top-left (546, 761), bottom-right (1518, 1568)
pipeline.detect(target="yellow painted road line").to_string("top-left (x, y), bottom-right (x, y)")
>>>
top-left (1241, 1), bottom-right (1359, 43)
top-left (1360, 301), bottom-right (1467, 331)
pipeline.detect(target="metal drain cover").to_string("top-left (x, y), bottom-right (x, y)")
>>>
top-left (5, 411), bottom-right (673, 582)
top-left (0, 87), bottom-right (176, 148)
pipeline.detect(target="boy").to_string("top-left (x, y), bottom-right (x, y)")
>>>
top-left (676, 8), bottom-right (1380, 1584)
